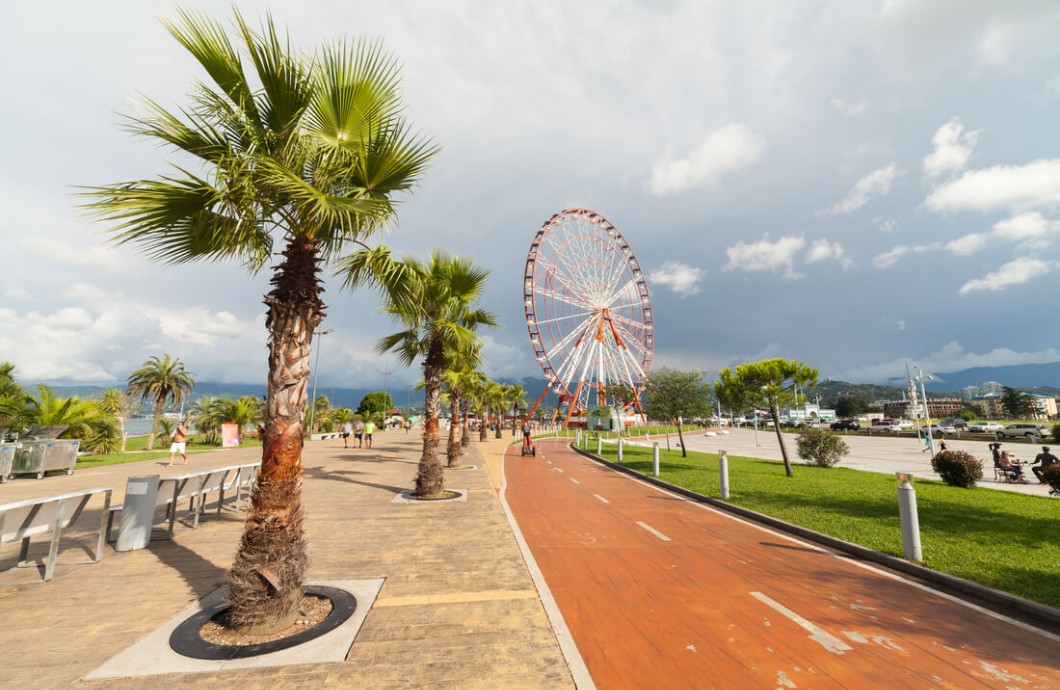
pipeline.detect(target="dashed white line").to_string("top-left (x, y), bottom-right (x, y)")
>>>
top-left (636, 521), bottom-right (671, 542)
top-left (750, 591), bottom-right (852, 654)
top-left (593, 494), bottom-right (610, 504)
top-left (550, 467), bottom-right (564, 474)
top-left (570, 478), bottom-right (580, 485)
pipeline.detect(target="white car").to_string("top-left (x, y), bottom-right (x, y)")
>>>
top-left (968, 421), bottom-right (1003, 433)
top-left (926, 424), bottom-right (956, 435)
top-left (895, 420), bottom-right (914, 430)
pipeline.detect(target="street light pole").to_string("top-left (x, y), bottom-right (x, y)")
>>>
top-left (307, 328), bottom-right (334, 437)
top-left (918, 367), bottom-right (934, 457)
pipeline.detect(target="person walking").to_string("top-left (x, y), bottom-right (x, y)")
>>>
top-left (364, 419), bottom-right (376, 448)
top-left (353, 418), bottom-right (365, 448)
top-left (1031, 446), bottom-right (1058, 484)
top-left (167, 421), bottom-right (188, 467)
top-left (342, 420), bottom-right (353, 448)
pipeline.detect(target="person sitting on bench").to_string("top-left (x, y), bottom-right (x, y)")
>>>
top-left (998, 450), bottom-right (1028, 483)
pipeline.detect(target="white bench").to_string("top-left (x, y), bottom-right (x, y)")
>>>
top-left (0, 487), bottom-right (112, 583)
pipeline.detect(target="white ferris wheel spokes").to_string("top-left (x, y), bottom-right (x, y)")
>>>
top-left (523, 208), bottom-right (654, 426)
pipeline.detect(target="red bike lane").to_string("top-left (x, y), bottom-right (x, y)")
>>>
top-left (504, 437), bottom-right (1060, 689)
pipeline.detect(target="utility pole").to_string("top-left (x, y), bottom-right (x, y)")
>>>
top-left (377, 367), bottom-right (393, 418)
top-left (308, 328), bottom-right (334, 436)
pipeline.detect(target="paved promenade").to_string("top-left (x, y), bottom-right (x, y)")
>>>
top-left (0, 431), bottom-right (573, 689)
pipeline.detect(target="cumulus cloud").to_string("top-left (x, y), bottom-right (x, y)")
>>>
top-left (804, 239), bottom-right (852, 269)
top-left (958, 257), bottom-right (1054, 296)
top-left (648, 123), bottom-right (765, 197)
top-left (822, 163), bottom-right (903, 215)
top-left (925, 160), bottom-right (1060, 212)
top-left (873, 217), bottom-right (897, 233)
top-left (945, 212), bottom-right (1059, 256)
top-left (923, 117), bottom-right (981, 179)
top-left (724, 236), bottom-right (805, 280)
top-left (873, 243), bottom-right (940, 269)
top-left (649, 261), bottom-right (704, 297)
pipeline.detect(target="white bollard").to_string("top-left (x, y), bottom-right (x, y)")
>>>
top-left (652, 442), bottom-right (660, 477)
top-left (575, 430), bottom-right (581, 446)
top-left (896, 473), bottom-right (923, 562)
top-left (617, 438), bottom-right (624, 464)
top-left (719, 450), bottom-right (730, 500)
top-left (596, 435), bottom-right (602, 455)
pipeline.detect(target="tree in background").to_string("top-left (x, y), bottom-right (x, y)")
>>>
top-left (85, 8), bottom-right (436, 632)
top-left (834, 396), bottom-right (867, 419)
top-left (442, 348), bottom-right (481, 467)
top-left (26, 385), bottom-right (118, 454)
top-left (643, 368), bottom-right (712, 457)
top-left (356, 391), bottom-right (394, 419)
top-left (1001, 386), bottom-right (1035, 419)
top-left (350, 249), bottom-right (497, 497)
top-left (715, 358), bottom-right (818, 477)
top-left (126, 355), bottom-right (195, 451)
top-left (98, 388), bottom-right (136, 452)
top-left (0, 362), bottom-right (30, 435)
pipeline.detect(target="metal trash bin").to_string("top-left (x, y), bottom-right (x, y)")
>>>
top-left (12, 426), bottom-right (79, 479)
top-left (0, 443), bottom-right (14, 483)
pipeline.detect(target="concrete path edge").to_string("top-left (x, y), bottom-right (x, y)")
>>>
top-left (569, 443), bottom-right (1060, 636)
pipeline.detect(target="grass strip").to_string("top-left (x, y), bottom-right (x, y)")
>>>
top-left (593, 441), bottom-right (1060, 610)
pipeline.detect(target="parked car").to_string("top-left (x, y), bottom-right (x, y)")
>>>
top-left (870, 418), bottom-right (901, 432)
top-left (830, 419), bottom-right (861, 431)
top-left (895, 420), bottom-right (914, 430)
top-left (939, 417), bottom-right (968, 431)
top-left (926, 423), bottom-right (956, 435)
top-left (995, 423), bottom-right (1050, 440)
top-left (968, 421), bottom-right (1003, 433)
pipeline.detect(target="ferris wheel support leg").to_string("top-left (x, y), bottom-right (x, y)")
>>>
top-left (525, 387), bottom-right (551, 423)
top-left (563, 381), bottom-right (585, 429)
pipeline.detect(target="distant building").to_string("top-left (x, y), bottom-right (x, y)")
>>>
top-left (1028, 394), bottom-right (1058, 420)
top-left (970, 397), bottom-right (1005, 419)
top-left (884, 398), bottom-right (963, 419)
top-left (781, 403), bottom-right (837, 422)
top-left (960, 385), bottom-right (980, 401)
top-left (981, 381), bottom-right (1004, 396)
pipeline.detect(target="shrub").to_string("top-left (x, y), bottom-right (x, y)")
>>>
top-left (931, 450), bottom-right (983, 488)
top-left (1051, 423), bottom-right (1060, 444)
top-left (1041, 463), bottom-right (1060, 497)
top-left (795, 428), bottom-right (849, 468)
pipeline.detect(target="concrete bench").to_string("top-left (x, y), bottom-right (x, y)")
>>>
top-left (106, 463), bottom-right (260, 543)
top-left (0, 487), bottom-right (112, 583)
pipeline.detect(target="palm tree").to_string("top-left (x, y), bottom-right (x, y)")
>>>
top-left (125, 355), bottom-right (196, 450)
top-left (348, 249), bottom-right (496, 497)
top-left (83, 9), bottom-right (436, 632)
top-left (442, 347), bottom-right (482, 467)
top-left (26, 386), bottom-right (118, 454)
top-left (503, 383), bottom-right (527, 437)
top-left (98, 388), bottom-right (135, 452)
top-left (0, 362), bottom-right (29, 434)
top-left (216, 396), bottom-right (262, 442)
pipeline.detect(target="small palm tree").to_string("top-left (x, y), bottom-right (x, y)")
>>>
top-left (442, 347), bottom-right (482, 467)
top-left (0, 362), bottom-right (30, 434)
top-left (83, 9), bottom-right (435, 632)
top-left (98, 388), bottom-right (135, 452)
top-left (347, 249), bottom-right (497, 497)
top-left (126, 355), bottom-right (195, 450)
top-left (26, 386), bottom-right (118, 454)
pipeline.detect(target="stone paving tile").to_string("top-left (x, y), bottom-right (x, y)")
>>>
top-left (0, 433), bottom-right (573, 689)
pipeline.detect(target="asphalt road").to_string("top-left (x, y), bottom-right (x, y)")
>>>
top-left (504, 437), bottom-right (1060, 689)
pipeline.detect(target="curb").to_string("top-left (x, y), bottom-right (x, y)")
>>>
top-left (569, 442), bottom-right (1060, 637)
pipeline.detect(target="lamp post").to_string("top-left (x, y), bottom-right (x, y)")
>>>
top-left (914, 365), bottom-right (934, 457)
top-left (377, 366), bottom-right (393, 420)
top-left (307, 328), bottom-right (334, 437)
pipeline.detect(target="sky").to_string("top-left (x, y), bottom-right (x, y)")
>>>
top-left (2, 0), bottom-right (1060, 393)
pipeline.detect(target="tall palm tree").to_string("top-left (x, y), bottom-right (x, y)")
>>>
top-left (125, 355), bottom-right (196, 450)
top-left (347, 249), bottom-right (496, 497)
top-left (83, 9), bottom-right (436, 632)
top-left (442, 349), bottom-right (481, 468)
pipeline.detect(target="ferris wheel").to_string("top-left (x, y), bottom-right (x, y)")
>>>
top-left (523, 208), bottom-right (654, 427)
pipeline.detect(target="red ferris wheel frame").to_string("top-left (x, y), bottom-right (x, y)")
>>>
top-left (523, 208), bottom-right (654, 427)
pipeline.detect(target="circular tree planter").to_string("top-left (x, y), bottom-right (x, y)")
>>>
top-left (409, 490), bottom-right (462, 501)
top-left (169, 585), bottom-right (356, 660)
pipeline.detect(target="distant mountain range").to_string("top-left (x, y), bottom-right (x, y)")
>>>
top-left (25, 361), bottom-right (1060, 408)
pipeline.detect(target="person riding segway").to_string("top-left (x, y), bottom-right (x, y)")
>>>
top-left (521, 421), bottom-right (535, 456)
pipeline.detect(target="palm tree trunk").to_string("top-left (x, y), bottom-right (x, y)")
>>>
top-left (461, 400), bottom-right (470, 442)
top-left (417, 338), bottom-right (446, 496)
top-left (769, 400), bottom-right (794, 477)
top-left (148, 398), bottom-right (164, 450)
top-left (226, 240), bottom-right (318, 633)
top-left (479, 408), bottom-right (488, 441)
top-left (447, 390), bottom-right (461, 468)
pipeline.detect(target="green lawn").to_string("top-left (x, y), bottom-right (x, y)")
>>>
top-left (590, 442), bottom-right (1060, 609)
top-left (75, 433), bottom-right (261, 470)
